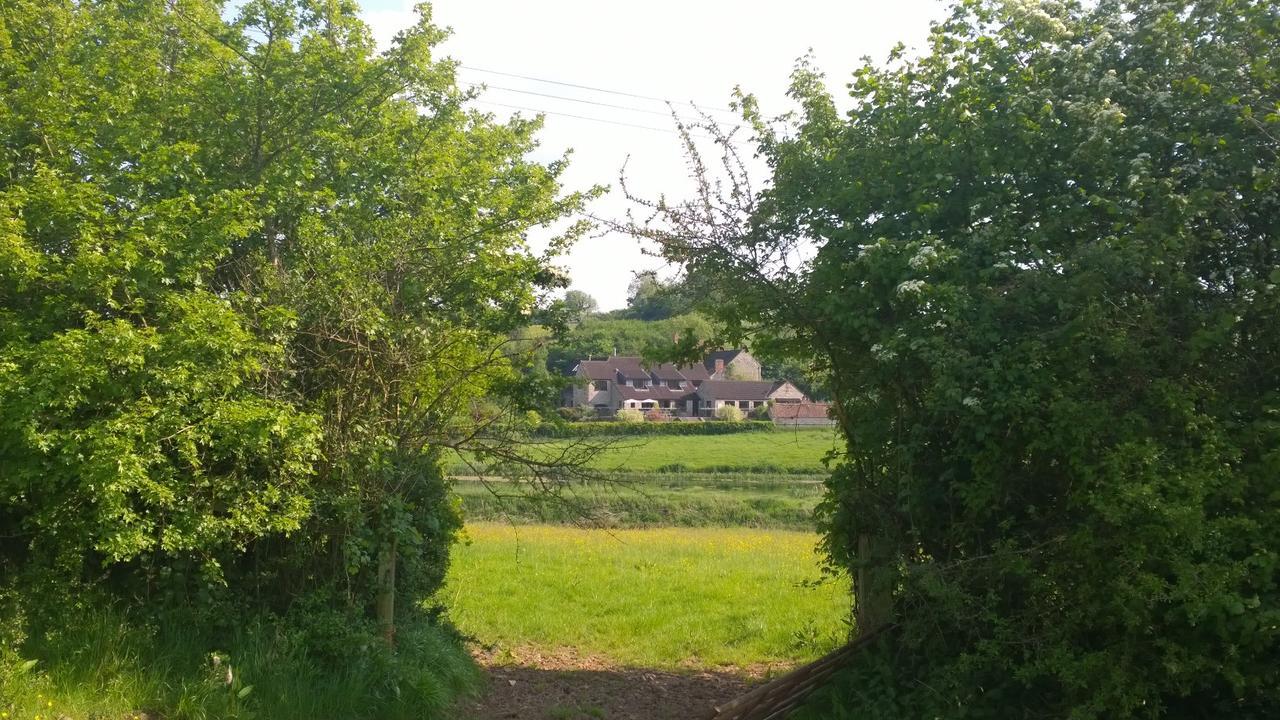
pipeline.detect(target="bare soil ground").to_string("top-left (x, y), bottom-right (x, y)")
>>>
top-left (456, 647), bottom-right (780, 720)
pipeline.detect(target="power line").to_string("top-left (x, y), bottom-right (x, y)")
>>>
top-left (473, 99), bottom-right (693, 135)
top-left (464, 82), bottom-right (699, 120)
top-left (459, 65), bottom-right (740, 117)
top-left (473, 99), bottom-right (721, 140)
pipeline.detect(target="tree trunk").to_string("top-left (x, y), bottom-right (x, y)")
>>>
top-left (855, 533), bottom-right (893, 636)
top-left (376, 537), bottom-right (398, 647)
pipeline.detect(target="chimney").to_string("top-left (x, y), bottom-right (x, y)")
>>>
top-left (714, 358), bottom-right (725, 376)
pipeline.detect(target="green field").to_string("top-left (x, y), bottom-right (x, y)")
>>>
top-left (450, 426), bottom-right (839, 476)
top-left (453, 472), bottom-right (824, 529)
top-left (443, 523), bottom-right (850, 669)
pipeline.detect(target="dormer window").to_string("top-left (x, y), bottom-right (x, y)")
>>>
top-left (635, 379), bottom-right (648, 388)
top-left (593, 380), bottom-right (609, 391)
top-left (668, 380), bottom-right (683, 389)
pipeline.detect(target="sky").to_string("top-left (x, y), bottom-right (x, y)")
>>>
top-left (359, 0), bottom-right (949, 310)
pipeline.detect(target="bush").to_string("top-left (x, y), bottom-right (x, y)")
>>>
top-left (714, 405), bottom-right (744, 422)
top-left (556, 406), bottom-right (591, 421)
top-left (643, 409), bottom-right (669, 422)
top-left (615, 408), bottom-right (645, 423)
top-left (635, 0), bottom-right (1280, 716)
top-left (0, 599), bottom-right (479, 720)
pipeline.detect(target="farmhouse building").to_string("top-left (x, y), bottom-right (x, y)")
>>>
top-left (566, 349), bottom-right (809, 418)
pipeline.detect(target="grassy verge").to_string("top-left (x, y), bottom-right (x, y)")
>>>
top-left (450, 427), bottom-right (839, 476)
top-left (0, 607), bottom-right (479, 720)
top-left (454, 472), bottom-right (825, 530)
top-left (444, 523), bottom-right (850, 669)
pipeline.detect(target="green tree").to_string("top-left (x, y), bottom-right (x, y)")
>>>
top-left (614, 269), bottom-right (694, 320)
top-left (628, 0), bottom-right (1280, 716)
top-left (544, 312), bottom-right (716, 373)
top-left (1, 0), bottom-right (588, 672)
top-left (562, 289), bottom-right (599, 322)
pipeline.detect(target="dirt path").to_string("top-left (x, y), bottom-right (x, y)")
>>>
top-left (456, 647), bottom-right (774, 720)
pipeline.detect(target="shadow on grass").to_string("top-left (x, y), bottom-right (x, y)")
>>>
top-left (456, 663), bottom-right (758, 720)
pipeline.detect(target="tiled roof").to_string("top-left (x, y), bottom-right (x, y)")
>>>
top-left (576, 356), bottom-right (710, 383)
top-left (615, 385), bottom-right (697, 401)
top-left (696, 380), bottom-right (785, 402)
top-left (770, 402), bottom-right (832, 419)
top-left (678, 363), bottom-right (710, 381)
top-left (610, 356), bottom-right (650, 380)
top-left (577, 360), bottom-right (618, 381)
top-left (648, 362), bottom-right (688, 381)
top-left (575, 356), bottom-right (649, 381)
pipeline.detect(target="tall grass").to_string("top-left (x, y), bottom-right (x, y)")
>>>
top-left (445, 523), bottom-right (851, 669)
top-left (0, 605), bottom-right (479, 720)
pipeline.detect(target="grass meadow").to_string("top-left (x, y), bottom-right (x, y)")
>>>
top-left (450, 426), bottom-right (840, 476)
top-left (453, 472), bottom-right (824, 529)
top-left (443, 523), bottom-right (850, 669)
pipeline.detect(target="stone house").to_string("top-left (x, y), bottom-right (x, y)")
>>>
top-left (566, 349), bottom-right (808, 418)
top-left (769, 401), bottom-right (836, 426)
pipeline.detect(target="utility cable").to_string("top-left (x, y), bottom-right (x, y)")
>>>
top-left (460, 65), bottom-right (740, 117)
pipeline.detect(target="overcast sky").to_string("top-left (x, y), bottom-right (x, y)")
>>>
top-left (359, 0), bottom-right (949, 310)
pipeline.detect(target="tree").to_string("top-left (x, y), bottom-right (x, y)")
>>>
top-left (625, 0), bottom-right (1280, 716)
top-left (0, 0), bottom-right (590, 673)
top-left (618, 270), bottom-right (694, 320)
top-left (544, 312), bottom-right (717, 374)
top-left (562, 289), bottom-right (599, 322)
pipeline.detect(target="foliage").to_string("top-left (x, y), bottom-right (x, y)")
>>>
top-left (614, 408), bottom-right (645, 423)
top-left (714, 405), bottom-right (745, 422)
top-left (544, 312), bottom-right (716, 374)
top-left (560, 290), bottom-right (599, 323)
top-left (0, 599), bottom-right (478, 720)
top-left (446, 523), bottom-right (848, 668)
top-left (0, 0), bottom-right (586, 713)
top-left (609, 270), bottom-right (697, 321)
top-left (630, 0), bottom-right (1280, 716)
top-left (533, 420), bottom-right (778, 437)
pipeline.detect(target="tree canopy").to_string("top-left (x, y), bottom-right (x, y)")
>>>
top-left (629, 0), bottom-right (1280, 716)
top-left (0, 0), bottom-right (587, 696)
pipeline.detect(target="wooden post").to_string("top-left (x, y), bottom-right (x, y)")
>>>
top-left (376, 536), bottom-right (398, 647)
top-left (855, 533), bottom-right (892, 636)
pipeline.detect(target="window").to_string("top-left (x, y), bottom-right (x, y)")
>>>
top-left (738, 401), bottom-right (750, 409)
top-left (668, 380), bottom-right (682, 389)
top-left (635, 379), bottom-right (648, 388)
top-left (593, 380), bottom-right (609, 391)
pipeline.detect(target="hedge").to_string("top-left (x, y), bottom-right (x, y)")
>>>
top-left (532, 420), bottom-right (778, 437)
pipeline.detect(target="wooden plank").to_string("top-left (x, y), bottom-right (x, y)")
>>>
top-left (704, 626), bottom-right (893, 720)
